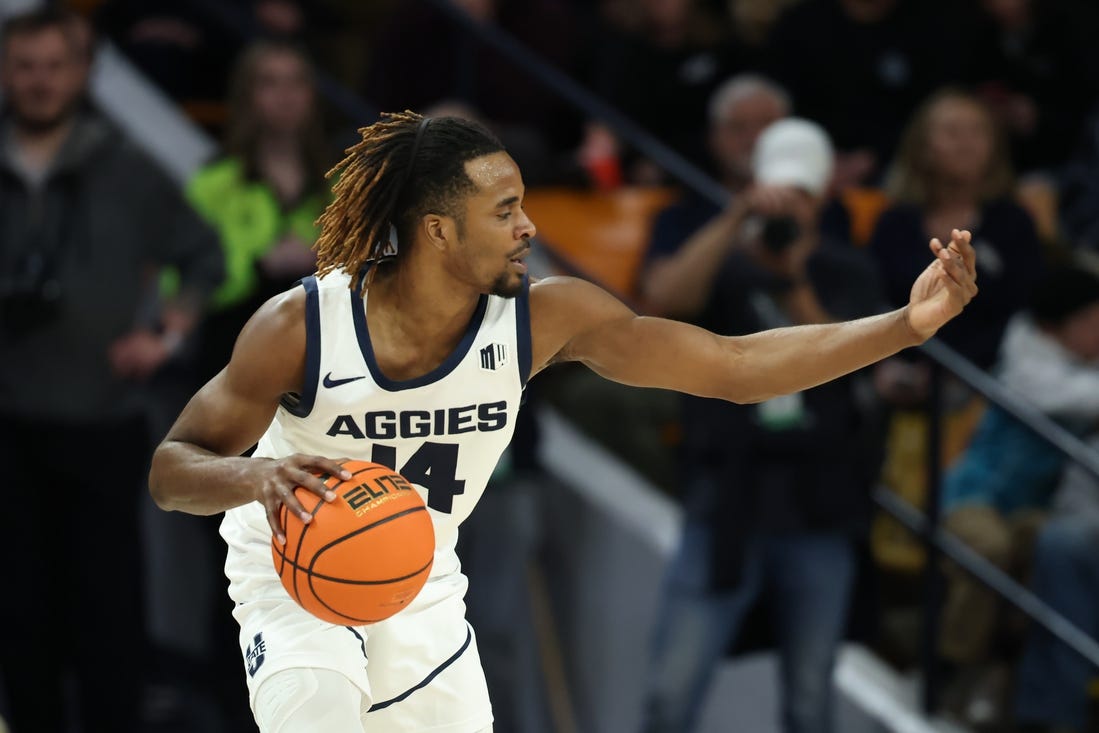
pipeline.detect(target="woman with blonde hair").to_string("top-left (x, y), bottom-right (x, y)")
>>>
top-left (868, 89), bottom-right (1044, 728)
top-left (869, 88), bottom-right (1040, 371)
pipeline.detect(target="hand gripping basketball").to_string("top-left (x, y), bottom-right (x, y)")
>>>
top-left (256, 453), bottom-right (351, 545)
top-left (270, 460), bottom-right (436, 625)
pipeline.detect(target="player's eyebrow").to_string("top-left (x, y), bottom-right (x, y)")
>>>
top-left (494, 195), bottom-right (520, 209)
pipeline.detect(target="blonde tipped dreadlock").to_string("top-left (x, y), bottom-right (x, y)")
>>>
top-left (313, 111), bottom-right (505, 284)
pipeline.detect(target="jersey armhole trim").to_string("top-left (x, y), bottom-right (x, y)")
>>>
top-left (281, 275), bottom-right (320, 418)
top-left (516, 274), bottom-right (532, 387)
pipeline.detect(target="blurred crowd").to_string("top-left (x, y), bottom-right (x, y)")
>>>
top-left (2, 0), bottom-right (1099, 732)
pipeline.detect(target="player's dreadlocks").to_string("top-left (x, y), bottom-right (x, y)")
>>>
top-left (314, 111), bottom-right (505, 281)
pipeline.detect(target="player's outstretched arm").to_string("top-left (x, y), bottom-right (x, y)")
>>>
top-left (532, 229), bottom-right (977, 403)
top-left (149, 288), bottom-right (350, 543)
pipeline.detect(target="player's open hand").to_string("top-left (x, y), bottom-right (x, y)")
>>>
top-left (256, 454), bottom-right (352, 545)
top-left (904, 229), bottom-right (978, 342)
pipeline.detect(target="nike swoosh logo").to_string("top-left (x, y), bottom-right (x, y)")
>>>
top-left (323, 372), bottom-right (366, 388)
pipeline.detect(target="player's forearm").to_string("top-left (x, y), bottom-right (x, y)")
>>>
top-left (578, 307), bottom-right (921, 403)
top-left (149, 440), bottom-right (262, 515)
top-left (717, 307), bottom-right (921, 402)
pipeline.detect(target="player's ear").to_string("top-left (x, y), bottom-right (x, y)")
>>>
top-left (422, 213), bottom-right (452, 252)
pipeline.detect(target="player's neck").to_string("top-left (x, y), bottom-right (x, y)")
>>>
top-left (368, 256), bottom-right (483, 347)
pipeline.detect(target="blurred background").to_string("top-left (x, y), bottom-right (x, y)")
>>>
top-left (2, 0), bottom-right (1099, 732)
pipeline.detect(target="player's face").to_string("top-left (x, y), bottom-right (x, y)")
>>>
top-left (453, 152), bottom-right (536, 298)
top-left (0, 29), bottom-right (84, 132)
top-left (250, 50), bottom-right (314, 136)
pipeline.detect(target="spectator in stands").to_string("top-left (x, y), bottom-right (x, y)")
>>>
top-left (187, 40), bottom-right (330, 382)
top-left (641, 73), bottom-right (789, 317)
top-left (0, 9), bottom-right (222, 733)
top-left (763, 0), bottom-right (968, 187)
top-left (727, 0), bottom-right (803, 64)
top-left (363, 0), bottom-right (582, 186)
top-left (1057, 110), bottom-right (1099, 252)
top-left (96, 0), bottom-right (330, 115)
top-left (641, 119), bottom-right (884, 733)
top-left (967, 0), bottom-right (1099, 175)
top-left (549, 74), bottom-right (787, 488)
top-left (869, 89), bottom-right (1041, 373)
top-left (95, 0), bottom-right (238, 104)
top-left (938, 262), bottom-right (1099, 728)
top-left (590, 0), bottom-right (744, 179)
top-left (1015, 433), bottom-right (1099, 733)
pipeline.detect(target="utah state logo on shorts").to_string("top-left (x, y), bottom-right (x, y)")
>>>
top-left (245, 632), bottom-right (266, 677)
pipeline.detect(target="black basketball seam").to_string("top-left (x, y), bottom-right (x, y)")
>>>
top-left (289, 495), bottom-right (326, 604)
top-left (308, 505), bottom-right (430, 563)
top-left (285, 555), bottom-right (433, 585)
top-left (307, 562), bottom-right (419, 624)
top-left (302, 505), bottom-right (432, 621)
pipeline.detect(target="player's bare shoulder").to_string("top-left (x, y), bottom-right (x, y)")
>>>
top-left (226, 283), bottom-right (310, 398)
top-left (528, 276), bottom-right (636, 375)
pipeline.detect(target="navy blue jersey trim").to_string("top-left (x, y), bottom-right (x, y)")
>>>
top-left (516, 274), bottom-right (532, 387)
top-left (346, 626), bottom-right (367, 662)
top-left (366, 625), bottom-right (473, 712)
top-left (350, 285), bottom-right (488, 392)
top-left (281, 276), bottom-right (320, 417)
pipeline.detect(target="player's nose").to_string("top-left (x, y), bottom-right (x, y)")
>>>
top-left (516, 208), bottom-right (536, 240)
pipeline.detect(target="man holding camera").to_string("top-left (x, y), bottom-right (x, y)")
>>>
top-left (0, 9), bottom-right (221, 733)
top-left (640, 117), bottom-right (884, 733)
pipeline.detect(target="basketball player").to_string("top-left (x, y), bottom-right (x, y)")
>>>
top-left (149, 112), bottom-right (978, 733)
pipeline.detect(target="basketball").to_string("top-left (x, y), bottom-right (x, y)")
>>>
top-left (271, 460), bottom-right (435, 625)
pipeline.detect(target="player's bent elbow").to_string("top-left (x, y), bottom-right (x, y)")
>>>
top-left (714, 382), bottom-right (779, 405)
top-left (148, 446), bottom-right (181, 511)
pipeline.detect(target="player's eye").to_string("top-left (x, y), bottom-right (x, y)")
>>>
top-left (497, 212), bottom-right (512, 220)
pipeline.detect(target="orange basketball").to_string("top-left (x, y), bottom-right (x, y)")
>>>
top-left (271, 460), bottom-right (435, 625)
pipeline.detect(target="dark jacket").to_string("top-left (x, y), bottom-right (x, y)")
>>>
top-left (678, 242), bottom-right (886, 589)
top-left (0, 113), bottom-right (222, 423)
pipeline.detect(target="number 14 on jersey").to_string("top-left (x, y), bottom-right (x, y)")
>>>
top-left (370, 442), bottom-right (465, 513)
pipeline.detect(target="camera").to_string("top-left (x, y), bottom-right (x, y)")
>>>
top-left (761, 216), bottom-right (801, 254)
top-left (0, 251), bottom-right (63, 334)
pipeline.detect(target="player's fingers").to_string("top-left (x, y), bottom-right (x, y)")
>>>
top-left (275, 479), bottom-right (313, 523)
top-left (265, 501), bottom-right (287, 545)
top-left (949, 228), bottom-right (977, 272)
top-left (284, 466), bottom-right (334, 506)
top-left (940, 252), bottom-right (969, 287)
top-left (291, 453), bottom-right (353, 481)
top-left (937, 260), bottom-right (975, 303)
top-left (284, 455), bottom-right (349, 502)
top-left (943, 247), bottom-right (978, 296)
top-left (929, 237), bottom-right (944, 256)
top-left (320, 457), bottom-right (354, 481)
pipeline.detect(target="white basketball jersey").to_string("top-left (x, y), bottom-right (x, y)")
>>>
top-left (221, 269), bottom-right (530, 598)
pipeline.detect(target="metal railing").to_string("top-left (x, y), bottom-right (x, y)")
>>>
top-left (163, 0), bottom-right (1099, 717)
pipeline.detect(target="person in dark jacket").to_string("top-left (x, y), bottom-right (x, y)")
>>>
top-left (640, 119), bottom-right (884, 733)
top-left (0, 9), bottom-right (222, 733)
